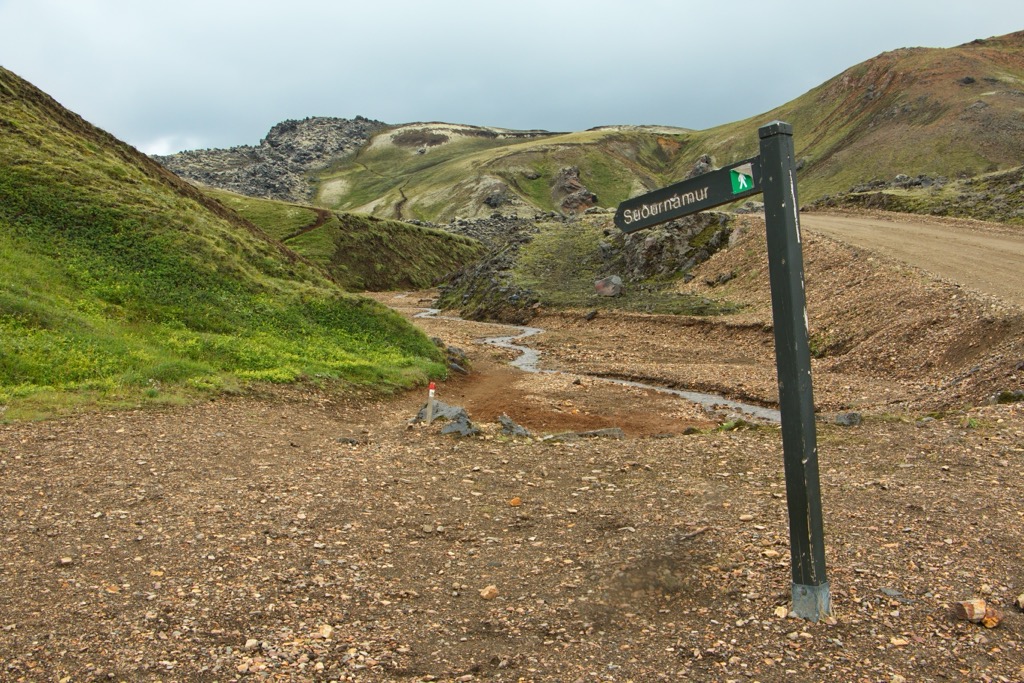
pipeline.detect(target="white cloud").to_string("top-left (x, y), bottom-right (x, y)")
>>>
top-left (136, 134), bottom-right (211, 156)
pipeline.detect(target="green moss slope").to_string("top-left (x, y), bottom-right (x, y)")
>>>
top-left (206, 189), bottom-right (483, 290)
top-left (0, 66), bottom-right (445, 419)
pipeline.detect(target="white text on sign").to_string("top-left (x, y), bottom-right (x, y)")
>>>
top-left (620, 186), bottom-right (710, 226)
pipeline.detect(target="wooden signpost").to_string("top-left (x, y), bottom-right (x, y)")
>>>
top-left (615, 121), bottom-right (831, 621)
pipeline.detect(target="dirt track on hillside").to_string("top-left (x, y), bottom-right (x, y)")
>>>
top-left (801, 212), bottom-right (1024, 306)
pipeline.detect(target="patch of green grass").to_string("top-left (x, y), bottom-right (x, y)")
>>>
top-left (0, 66), bottom-right (448, 419)
top-left (206, 189), bottom-right (319, 240)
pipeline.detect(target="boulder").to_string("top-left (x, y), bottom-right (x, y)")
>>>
top-left (685, 154), bottom-right (715, 179)
top-left (415, 400), bottom-right (479, 436)
top-left (499, 414), bottom-right (531, 438)
top-left (834, 412), bottom-right (863, 427)
top-left (553, 167), bottom-right (598, 213)
top-left (594, 275), bottom-right (623, 297)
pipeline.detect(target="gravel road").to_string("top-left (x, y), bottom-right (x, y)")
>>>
top-left (801, 212), bottom-right (1024, 306)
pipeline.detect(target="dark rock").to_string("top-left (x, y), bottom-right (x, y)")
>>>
top-left (561, 188), bottom-right (599, 213)
top-left (960, 76), bottom-right (977, 85)
top-left (415, 400), bottom-right (479, 436)
top-left (553, 167), bottom-right (598, 213)
top-left (706, 270), bottom-right (737, 287)
top-left (834, 412), bottom-right (863, 427)
top-left (685, 154), bottom-right (714, 179)
top-left (415, 399), bottom-right (466, 423)
top-left (499, 414), bottom-right (531, 438)
top-left (620, 211), bottom-right (733, 280)
top-left (440, 417), bottom-right (480, 437)
top-left (543, 427), bottom-right (626, 443)
top-left (583, 310), bottom-right (598, 321)
top-left (995, 390), bottom-right (1024, 404)
top-left (446, 345), bottom-right (468, 364)
top-left (435, 215), bottom-right (542, 324)
top-left (484, 187), bottom-right (515, 208)
top-left (735, 201), bottom-right (765, 214)
top-left (579, 427), bottom-right (626, 439)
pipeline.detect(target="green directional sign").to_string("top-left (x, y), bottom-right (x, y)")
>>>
top-left (731, 163), bottom-right (754, 194)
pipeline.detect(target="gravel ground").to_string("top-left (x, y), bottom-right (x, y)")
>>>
top-left (2, 216), bottom-right (1023, 682)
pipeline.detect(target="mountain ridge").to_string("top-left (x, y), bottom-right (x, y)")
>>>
top-left (155, 30), bottom-right (1024, 223)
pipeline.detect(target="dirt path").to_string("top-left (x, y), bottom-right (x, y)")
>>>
top-left (801, 212), bottom-right (1024, 306)
top-left (281, 207), bottom-right (332, 242)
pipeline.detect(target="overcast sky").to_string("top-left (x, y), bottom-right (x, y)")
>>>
top-left (1, 1), bottom-right (1022, 155)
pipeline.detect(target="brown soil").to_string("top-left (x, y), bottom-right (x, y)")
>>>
top-left (2, 213), bottom-right (1023, 682)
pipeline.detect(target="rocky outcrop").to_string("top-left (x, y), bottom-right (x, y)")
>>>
top-left (434, 215), bottom-right (545, 324)
top-left (154, 116), bottom-right (387, 202)
top-left (552, 167), bottom-right (598, 213)
top-left (617, 211), bottom-right (734, 281)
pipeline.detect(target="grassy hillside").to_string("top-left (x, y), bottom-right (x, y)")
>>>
top-left (311, 31), bottom-right (1024, 222)
top-left (0, 66), bottom-right (445, 419)
top-left (206, 189), bottom-right (484, 290)
top-left (314, 124), bottom-right (690, 222)
top-left (804, 164), bottom-right (1024, 226)
top-left (687, 30), bottom-right (1024, 199)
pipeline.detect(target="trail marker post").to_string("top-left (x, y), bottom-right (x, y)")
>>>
top-left (614, 121), bottom-right (831, 621)
top-left (426, 382), bottom-right (436, 425)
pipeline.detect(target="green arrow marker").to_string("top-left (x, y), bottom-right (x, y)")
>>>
top-left (731, 163), bottom-right (754, 194)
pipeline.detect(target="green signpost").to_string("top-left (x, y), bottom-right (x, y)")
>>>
top-left (614, 121), bottom-right (831, 622)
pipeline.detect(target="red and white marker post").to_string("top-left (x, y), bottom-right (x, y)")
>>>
top-left (426, 382), bottom-right (436, 425)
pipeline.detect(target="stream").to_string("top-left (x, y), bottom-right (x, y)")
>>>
top-left (416, 309), bottom-right (781, 423)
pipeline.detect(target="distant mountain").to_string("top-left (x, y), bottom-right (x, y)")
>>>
top-left (0, 66), bottom-right (446, 417)
top-left (157, 30), bottom-right (1024, 223)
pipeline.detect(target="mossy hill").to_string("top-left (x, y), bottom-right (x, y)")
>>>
top-left (205, 189), bottom-right (483, 290)
top-left (805, 165), bottom-right (1024, 226)
top-left (0, 66), bottom-right (447, 420)
top-left (159, 31), bottom-right (1024, 223)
